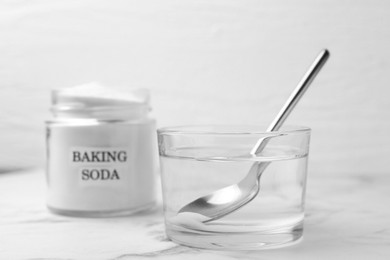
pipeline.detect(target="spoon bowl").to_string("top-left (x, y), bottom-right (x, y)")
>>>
top-left (179, 161), bottom-right (269, 222)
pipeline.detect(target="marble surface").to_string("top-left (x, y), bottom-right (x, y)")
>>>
top-left (0, 169), bottom-right (389, 260)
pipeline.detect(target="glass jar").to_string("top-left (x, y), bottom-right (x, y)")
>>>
top-left (45, 84), bottom-right (157, 217)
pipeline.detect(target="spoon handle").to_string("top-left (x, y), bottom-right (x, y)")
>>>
top-left (251, 49), bottom-right (330, 155)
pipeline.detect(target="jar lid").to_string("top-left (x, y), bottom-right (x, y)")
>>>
top-left (51, 82), bottom-right (150, 120)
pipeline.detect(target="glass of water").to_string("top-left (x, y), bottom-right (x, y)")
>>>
top-left (158, 125), bottom-right (311, 250)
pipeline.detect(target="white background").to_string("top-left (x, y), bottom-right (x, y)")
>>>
top-left (1, 0), bottom-right (389, 176)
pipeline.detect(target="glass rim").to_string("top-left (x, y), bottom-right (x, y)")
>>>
top-left (157, 125), bottom-right (311, 135)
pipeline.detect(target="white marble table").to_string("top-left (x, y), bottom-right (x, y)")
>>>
top-left (0, 169), bottom-right (389, 260)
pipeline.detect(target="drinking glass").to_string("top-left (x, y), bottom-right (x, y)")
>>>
top-left (158, 125), bottom-right (311, 250)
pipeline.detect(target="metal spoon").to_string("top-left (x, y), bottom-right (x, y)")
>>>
top-left (178, 49), bottom-right (330, 222)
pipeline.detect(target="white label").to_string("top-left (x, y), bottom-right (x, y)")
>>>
top-left (70, 147), bottom-right (130, 187)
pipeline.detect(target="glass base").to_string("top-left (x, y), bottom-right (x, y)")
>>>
top-left (166, 221), bottom-right (303, 250)
top-left (48, 202), bottom-right (156, 218)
